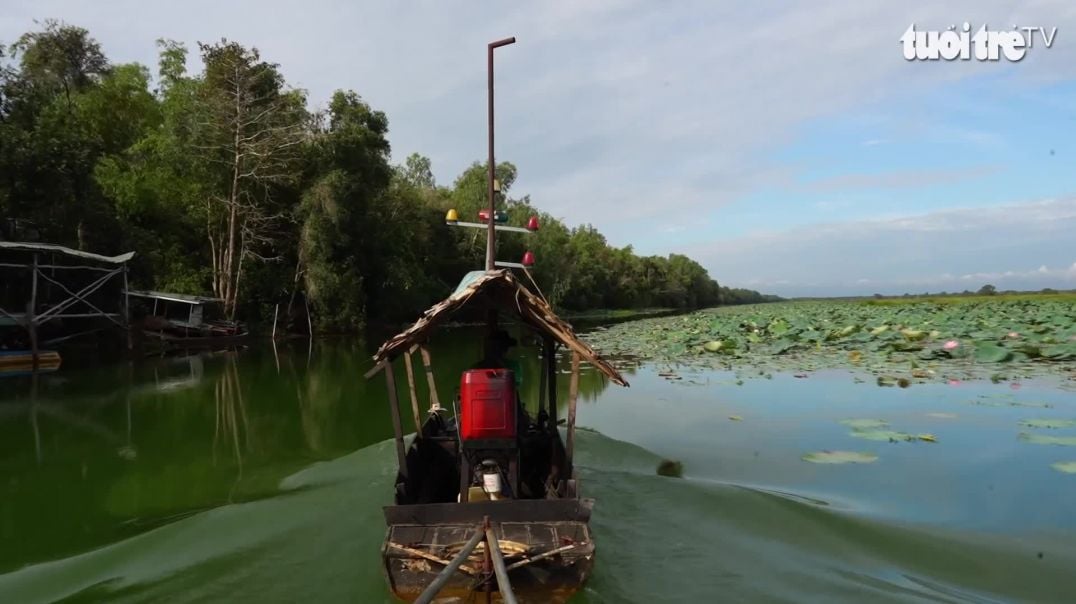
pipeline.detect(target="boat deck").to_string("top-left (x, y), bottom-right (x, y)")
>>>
top-left (383, 520), bottom-right (594, 603)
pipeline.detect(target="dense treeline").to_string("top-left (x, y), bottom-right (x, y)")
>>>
top-left (0, 22), bottom-right (775, 331)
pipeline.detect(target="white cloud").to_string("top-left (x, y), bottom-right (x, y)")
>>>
top-left (4, 0), bottom-right (1075, 237)
top-left (687, 198), bottom-right (1076, 296)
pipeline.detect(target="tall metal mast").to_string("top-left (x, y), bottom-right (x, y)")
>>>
top-left (485, 37), bottom-right (516, 271)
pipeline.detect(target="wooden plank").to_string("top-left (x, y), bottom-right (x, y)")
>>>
top-left (383, 497), bottom-right (593, 525)
top-left (565, 352), bottom-right (580, 469)
top-left (384, 362), bottom-right (409, 478)
top-left (403, 351), bottom-right (423, 436)
top-left (418, 345), bottom-right (442, 410)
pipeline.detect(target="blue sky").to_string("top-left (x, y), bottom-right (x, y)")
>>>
top-left (3, 1), bottom-right (1075, 296)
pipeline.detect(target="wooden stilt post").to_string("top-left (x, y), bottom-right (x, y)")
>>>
top-left (418, 345), bottom-right (441, 411)
top-left (565, 351), bottom-right (581, 471)
top-left (545, 338), bottom-right (557, 427)
top-left (403, 351), bottom-right (423, 436)
top-left (304, 295), bottom-right (313, 339)
top-left (271, 303), bottom-right (279, 340)
top-left (28, 253), bottom-right (39, 374)
top-left (122, 264), bottom-right (130, 352)
top-left (537, 337), bottom-right (548, 417)
top-left (384, 361), bottom-right (408, 478)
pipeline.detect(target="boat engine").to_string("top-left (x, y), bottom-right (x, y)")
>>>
top-left (459, 368), bottom-right (519, 500)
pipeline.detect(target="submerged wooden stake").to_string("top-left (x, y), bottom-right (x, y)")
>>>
top-left (384, 361), bottom-right (408, 478)
top-left (565, 351), bottom-right (580, 469)
top-left (403, 351), bottom-right (422, 436)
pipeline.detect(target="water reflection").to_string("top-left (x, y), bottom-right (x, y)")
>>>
top-left (0, 330), bottom-right (625, 573)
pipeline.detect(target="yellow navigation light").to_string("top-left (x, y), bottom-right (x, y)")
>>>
top-left (445, 208), bottom-right (459, 224)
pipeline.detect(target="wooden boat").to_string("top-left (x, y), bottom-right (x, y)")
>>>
top-left (0, 349), bottom-right (61, 376)
top-left (366, 269), bottom-right (628, 602)
top-left (127, 290), bottom-right (248, 353)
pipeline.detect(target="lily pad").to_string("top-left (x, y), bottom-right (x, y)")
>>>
top-left (802, 451), bottom-right (878, 464)
top-left (1051, 461), bottom-right (1076, 474)
top-left (839, 419), bottom-right (889, 430)
top-left (974, 342), bottom-right (1013, 363)
top-left (849, 430), bottom-right (916, 442)
top-left (1019, 419), bottom-right (1076, 429)
top-left (1019, 432), bottom-right (1076, 446)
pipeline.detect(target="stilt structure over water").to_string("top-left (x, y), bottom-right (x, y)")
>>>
top-left (0, 241), bottom-right (134, 375)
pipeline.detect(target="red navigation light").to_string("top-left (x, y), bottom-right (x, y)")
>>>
top-left (478, 209), bottom-right (491, 223)
top-left (522, 251), bottom-right (535, 267)
top-left (526, 216), bottom-right (540, 231)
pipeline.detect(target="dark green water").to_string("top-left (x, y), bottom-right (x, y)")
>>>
top-left (1, 330), bottom-right (1075, 603)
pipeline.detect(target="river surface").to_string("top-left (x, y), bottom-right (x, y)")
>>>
top-left (1, 329), bottom-right (1075, 603)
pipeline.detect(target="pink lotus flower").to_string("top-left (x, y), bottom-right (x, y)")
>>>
top-left (948, 379), bottom-right (961, 386)
top-left (943, 340), bottom-right (960, 351)
top-left (1007, 332), bottom-right (1020, 339)
top-left (1010, 382), bottom-right (1022, 390)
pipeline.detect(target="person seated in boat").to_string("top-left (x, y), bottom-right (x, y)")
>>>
top-left (471, 329), bottom-right (522, 385)
top-left (470, 328), bottom-right (531, 426)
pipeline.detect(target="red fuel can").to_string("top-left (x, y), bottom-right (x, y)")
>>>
top-left (459, 369), bottom-right (517, 440)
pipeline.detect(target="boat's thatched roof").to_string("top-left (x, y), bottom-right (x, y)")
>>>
top-left (369, 269), bottom-right (628, 387)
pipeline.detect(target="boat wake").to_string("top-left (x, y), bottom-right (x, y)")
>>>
top-left (1, 434), bottom-right (1073, 603)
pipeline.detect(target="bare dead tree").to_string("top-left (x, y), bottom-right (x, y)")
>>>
top-left (193, 41), bottom-right (306, 318)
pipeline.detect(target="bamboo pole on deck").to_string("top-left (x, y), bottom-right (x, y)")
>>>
top-left (565, 351), bottom-right (581, 469)
top-left (418, 345), bottom-right (441, 410)
top-left (485, 526), bottom-right (519, 604)
top-left (414, 527), bottom-right (485, 604)
top-left (403, 351), bottom-right (423, 435)
top-left (384, 361), bottom-right (409, 478)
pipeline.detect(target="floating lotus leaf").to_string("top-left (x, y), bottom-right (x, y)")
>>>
top-left (584, 297), bottom-right (1076, 384)
top-left (1019, 432), bottom-right (1076, 446)
top-left (839, 419), bottom-right (888, 429)
top-left (1019, 419), bottom-right (1076, 429)
top-left (1051, 461), bottom-right (1076, 474)
top-left (974, 342), bottom-right (1012, 363)
top-left (802, 451), bottom-right (878, 464)
top-left (849, 429), bottom-right (916, 442)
